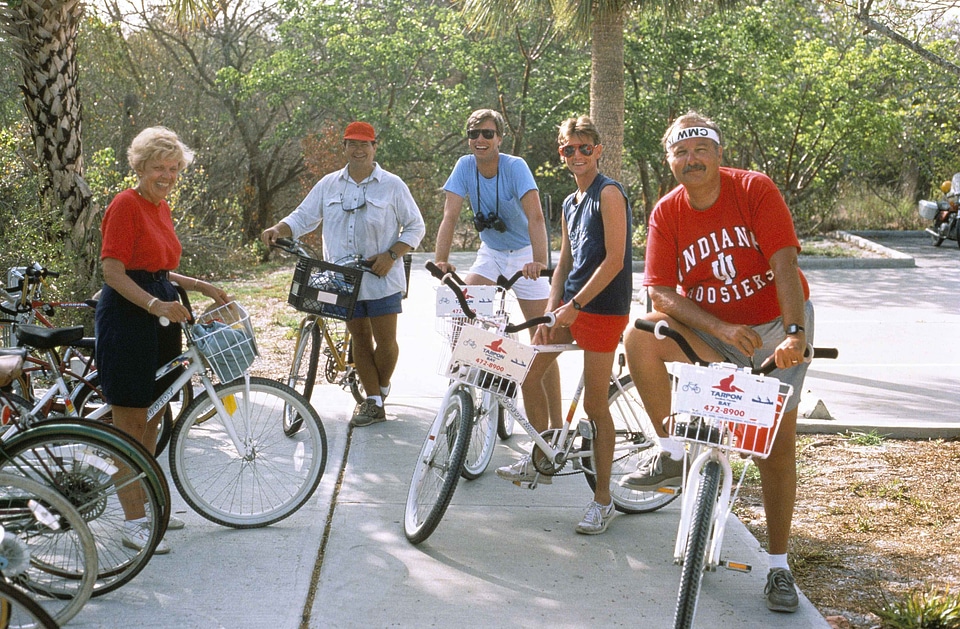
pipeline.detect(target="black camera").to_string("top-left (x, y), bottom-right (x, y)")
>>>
top-left (473, 212), bottom-right (507, 233)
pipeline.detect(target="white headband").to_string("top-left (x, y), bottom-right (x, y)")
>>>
top-left (666, 126), bottom-right (721, 148)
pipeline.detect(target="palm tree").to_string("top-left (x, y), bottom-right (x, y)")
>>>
top-left (461, 0), bottom-right (733, 182)
top-left (0, 0), bottom-right (211, 293)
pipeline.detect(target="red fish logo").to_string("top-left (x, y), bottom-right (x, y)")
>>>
top-left (486, 338), bottom-right (505, 353)
top-left (713, 374), bottom-right (743, 393)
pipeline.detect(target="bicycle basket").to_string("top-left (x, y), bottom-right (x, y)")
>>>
top-left (288, 256), bottom-right (363, 321)
top-left (193, 301), bottom-right (259, 383)
top-left (667, 362), bottom-right (793, 458)
top-left (444, 324), bottom-right (535, 399)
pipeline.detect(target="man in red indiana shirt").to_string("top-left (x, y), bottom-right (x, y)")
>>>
top-left (622, 111), bottom-right (814, 614)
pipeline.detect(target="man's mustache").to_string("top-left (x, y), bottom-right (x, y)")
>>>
top-left (682, 164), bottom-right (706, 174)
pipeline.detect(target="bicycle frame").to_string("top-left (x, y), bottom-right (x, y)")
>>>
top-left (84, 342), bottom-right (253, 459)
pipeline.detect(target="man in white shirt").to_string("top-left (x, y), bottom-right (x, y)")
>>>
top-left (262, 121), bottom-right (425, 426)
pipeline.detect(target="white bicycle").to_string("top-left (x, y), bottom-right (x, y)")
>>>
top-left (632, 319), bottom-right (837, 629)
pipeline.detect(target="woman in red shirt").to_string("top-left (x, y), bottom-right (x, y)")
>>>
top-left (95, 126), bottom-right (229, 553)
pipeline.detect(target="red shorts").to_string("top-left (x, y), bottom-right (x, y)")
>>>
top-left (569, 310), bottom-right (629, 353)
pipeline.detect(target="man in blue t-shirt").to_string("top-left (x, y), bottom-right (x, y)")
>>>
top-left (433, 108), bottom-right (561, 427)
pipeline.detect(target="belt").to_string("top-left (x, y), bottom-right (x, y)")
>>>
top-left (126, 270), bottom-right (170, 282)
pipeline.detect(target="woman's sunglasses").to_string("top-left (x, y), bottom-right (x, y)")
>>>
top-left (467, 129), bottom-right (497, 140)
top-left (559, 144), bottom-right (596, 158)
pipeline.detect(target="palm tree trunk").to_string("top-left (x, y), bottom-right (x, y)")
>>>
top-left (1, 0), bottom-right (101, 293)
top-left (590, 7), bottom-right (625, 181)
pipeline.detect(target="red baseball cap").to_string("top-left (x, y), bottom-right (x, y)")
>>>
top-left (343, 121), bottom-right (376, 142)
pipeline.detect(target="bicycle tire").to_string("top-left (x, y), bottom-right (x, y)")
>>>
top-left (0, 578), bottom-right (59, 629)
top-left (344, 338), bottom-right (365, 405)
top-left (674, 459), bottom-right (721, 629)
top-left (0, 419), bottom-right (170, 596)
top-left (71, 376), bottom-right (192, 455)
top-left (496, 402), bottom-right (514, 440)
top-left (460, 388), bottom-right (498, 480)
top-left (169, 377), bottom-right (327, 528)
top-left (403, 388), bottom-right (472, 545)
top-left (582, 375), bottom-right (678, 514)
top-left (284, 319), bottom-right (320, 436)
top-left (0, 471), bottom-right (96, 627)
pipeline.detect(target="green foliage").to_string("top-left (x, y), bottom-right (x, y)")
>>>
top-left (874, 588), bottom-right (960, 629)
top-left (842, 429), bottom-right (887, 447)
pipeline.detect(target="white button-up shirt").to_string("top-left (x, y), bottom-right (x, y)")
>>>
top-left (282, 163), bottom-right (425, 301)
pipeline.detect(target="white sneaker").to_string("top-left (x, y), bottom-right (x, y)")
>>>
top-left (166, 515), bottom-right (185, 530)
top-left (575, 500), bottom-right (616, 535)
top-left (495, 455), bottom-right (552, 485)
top-left (122, 523), bottom-right (170, 555)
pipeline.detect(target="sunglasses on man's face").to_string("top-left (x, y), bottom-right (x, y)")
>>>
top-left (467, 129), bottom-right (497, 140)
top-left (559, 144), bottom-right (596, 158)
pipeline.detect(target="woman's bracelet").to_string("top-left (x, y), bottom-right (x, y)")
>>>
top-left (146, 297), bottom-right (159, 314)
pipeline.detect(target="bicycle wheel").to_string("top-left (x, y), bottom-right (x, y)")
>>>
top-left (403, 387), bottom-right (472, 545)
top-left (72, 376), bottom-right (192, 456)
top-left (344, 338), bottom-right (365, 405)
top-left (496, 404), bottom-right (514, 440)
top-left (0, 419), bottom-right (169, 596)
top-left (169, 377), bottom-right (327, 528)
top-left (0, 472), bottom-right (96, 627)
top-left (582, 375), bottom-right (678, 514)
top-left (284, 319), bottom-right (320, 436)
top-left (460, 388), bottom-right (498, 480)
top-left (674, 459), bottom-right (721, 629)
top-left (0, 578), bottom-right (59, 629)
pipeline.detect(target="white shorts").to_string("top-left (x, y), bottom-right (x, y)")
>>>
top-left (469, 243), bottom-right (550, 301)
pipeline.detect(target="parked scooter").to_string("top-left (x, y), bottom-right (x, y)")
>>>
top-left (919, 173), bottom-right (960, 247)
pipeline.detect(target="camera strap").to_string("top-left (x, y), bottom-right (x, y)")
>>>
top-left (473, 159), bottom-right (500, 222)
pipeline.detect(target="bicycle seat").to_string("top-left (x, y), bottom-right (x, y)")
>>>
top-left (15, 324), bottom-right (84, 350)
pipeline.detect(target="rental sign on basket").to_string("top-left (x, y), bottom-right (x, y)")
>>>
top-left (668, 362), bottom-right (781, 429)
top-left (435, 285), bottom-right (501, 317)
top-left (446, 325), bottom-right (535, 386)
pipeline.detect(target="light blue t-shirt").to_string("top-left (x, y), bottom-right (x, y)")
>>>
top-left (443, 153), bottom-right (538, 251)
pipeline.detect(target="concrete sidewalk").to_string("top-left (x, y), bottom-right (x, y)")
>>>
top-left (66, 234), bottom-right (959, 628)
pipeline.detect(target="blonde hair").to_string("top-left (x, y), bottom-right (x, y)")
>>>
top-left (661, 111), bottom-right (722, 150)
top-left (558, 115), bottom-right (600, 146)
top-left (127, 126), bottom-right (195, 173)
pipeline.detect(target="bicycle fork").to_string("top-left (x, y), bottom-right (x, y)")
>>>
top-left (673, 448), bottom-right (752, 573)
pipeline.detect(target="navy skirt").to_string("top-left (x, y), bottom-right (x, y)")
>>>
top-left (94, 272), bottom-right (183, 408)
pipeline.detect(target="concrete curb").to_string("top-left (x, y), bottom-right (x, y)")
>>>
top-left (630, 230), bottom-right (916, 272)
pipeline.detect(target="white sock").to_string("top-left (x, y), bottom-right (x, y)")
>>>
top-left (380, 384), bottom-right (391, 398)
top-left (368, 395), bottom-right (383, 407)
top-left (657, 437), bottom-right (685, 461)
top-left (768, 554), bottom-right (790, 571)
top-left (125, 517), bottom-right (149, 529)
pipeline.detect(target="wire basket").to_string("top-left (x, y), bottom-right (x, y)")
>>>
top-left (434, 285), bottom-right (511, 375)
top-left (193, 301), bottom-right (259, 383)
top-left (444, 324), bottom-right (536, 400)
top-left (288, 256), bottom-right (363, 321)
top-left (667, 362), bottom-right (793, 458)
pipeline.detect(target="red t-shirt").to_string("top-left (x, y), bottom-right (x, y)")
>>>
top-left (644, 168), bottom-right (809, 325)
top-left (100, 188), bottom-right (182, 271)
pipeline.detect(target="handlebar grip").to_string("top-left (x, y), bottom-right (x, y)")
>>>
top-left (497, 268), bottom-right (553, 290)
top-left (505, 313), bottom-right (554, 334)
top-left (812, 347), bottom-right (839, 360)
top-left (274, 237), bottom-right (294, 248)
top-left (424, 260), bottom-right (444, 279)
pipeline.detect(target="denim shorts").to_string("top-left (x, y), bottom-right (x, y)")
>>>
top-left (351, 292), bottom-right (403, 319)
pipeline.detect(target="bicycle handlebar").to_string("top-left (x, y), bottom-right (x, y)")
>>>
top-left (496, 268), bottom-right (554, 290)
top-left (633, 318), bottom-right (838, 375)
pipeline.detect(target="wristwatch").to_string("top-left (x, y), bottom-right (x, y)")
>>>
top-left (572, 299), bottom-right (583, 311)
top-left (387, 249), bottom-right (398, 261)
top-left (785, 323), bottom-right (805, 336)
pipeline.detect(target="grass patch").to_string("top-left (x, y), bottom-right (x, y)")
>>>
top-left (874, 587), bottom-right (960, 629)
top-left (842, 430), bottom-right (887, 447)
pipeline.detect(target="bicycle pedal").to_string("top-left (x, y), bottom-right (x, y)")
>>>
top-left (657, 486), bottom-right (681, 495)
top-left (577, 419), bottom-right (594, 440)
top-left (720, 560), bottom-right (752, 573)
top-left (512, 480), bottom-right (538, 490)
